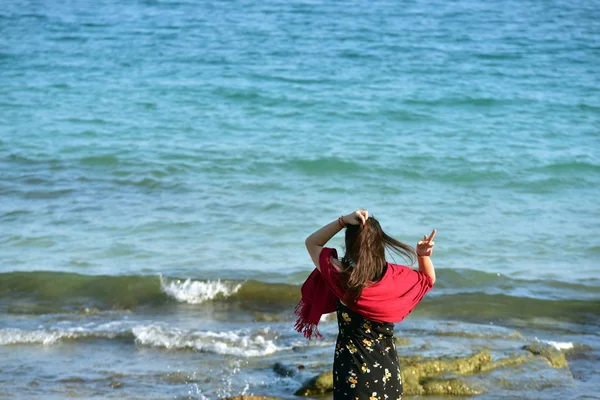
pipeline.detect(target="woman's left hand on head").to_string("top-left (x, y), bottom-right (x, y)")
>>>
top-left (343, 209), bottom-right (368, 226)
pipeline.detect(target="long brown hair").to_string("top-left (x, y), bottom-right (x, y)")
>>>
top-left (341, 216), bottom-right (416, 303)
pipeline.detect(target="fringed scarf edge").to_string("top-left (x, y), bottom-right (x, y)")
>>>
top-left (293, 299), bottom-right (322, 340)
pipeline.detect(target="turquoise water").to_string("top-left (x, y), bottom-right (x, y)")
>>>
top-left (1, 0), bottom-right (599, 398)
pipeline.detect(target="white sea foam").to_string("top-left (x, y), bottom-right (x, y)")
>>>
top-left (0, 327), bottom-right (124, 345)
top-left (538, 339), bottom-right (574, 350)
top-left (0, 328), bottom-right (67, 345)
top-left (1, 323), bottom-right (283, 357)
top-left (132, 325), bottom-right (282, 357)
top-left (159, 276), bottom-right (242, 304)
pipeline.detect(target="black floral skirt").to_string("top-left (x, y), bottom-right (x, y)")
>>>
top-left (333, 301), bottom-right (403, 400)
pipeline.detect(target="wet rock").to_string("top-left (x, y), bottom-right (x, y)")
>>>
top-left (480, 353), bottom-right (530, 372)
top-left (161, 371), bottom-right (198, 384)
top-left (80, 306), bottom-right (101, 315)
top-left (221, 397), bottom-right (282, 400)
top-left (394, 337), bottom-right (410, 346)
top-left (523, 343), bottom-right (568, 368)
top-left (422, 378), bottom-right (483, 396)
top-left (273, 362), bottom-right (296, 377)
top-left (400, 351), bottom-right (491, 395)
top-left (294, 371), bottom-right (333, 396)
top-left (296, 351), bottom-right (491, 396)
top-left (294, 344), bottom-right (571, 398)
top-left (400, 350), bottom-right (492, 379)
top-left (58, 377), bottom-right (86, 383)
top-left (110, 381), bottom-right (123, 389)
top-left (252, 312), bottom-right (283, 322)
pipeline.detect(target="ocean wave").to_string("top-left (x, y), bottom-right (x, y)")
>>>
top-left (0, 328), bottom-right (77, 345)
top-left (6, 153), bottom-right (63, 167)
top-left (110, 177), bottom-right (186, 191)
top-left (533, 161), bottom-right (600, 174)
top-left (132, 325), bottom-right (283, 357)
top-left (159, 276), bottom-right (242, 304)
top-left (288, 157), bottom-right (364, 176)
top-left (0, 271), bottom-right (168, 309)
top-left (0, 327), bottom-right (130, 346)
top-left (0, 272), bottom-right (244, 309)
top-left (417, 293), bottom-right (600, 326)
top-left (0, 323), bottom-right (282, 357)
top-left (1, 272), bottom-right (599, 325)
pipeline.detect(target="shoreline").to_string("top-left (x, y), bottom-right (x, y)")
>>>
top-left (1, 270), bottom-right (598, 398)
top-left (1, 313), bottom-right (593, 399)
top-left (218, 342), bottom-right (579, 399)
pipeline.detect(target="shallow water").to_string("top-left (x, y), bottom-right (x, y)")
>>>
top-left (1, 0), bottom-right (599, 398)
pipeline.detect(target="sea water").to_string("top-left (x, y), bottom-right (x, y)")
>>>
top-left (1, 0), bottom-right (599, 398)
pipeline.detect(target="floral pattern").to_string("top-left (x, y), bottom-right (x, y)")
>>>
top-left (333, 301), bottom-right (403, 399)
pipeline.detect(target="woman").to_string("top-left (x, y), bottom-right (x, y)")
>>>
top-left (295, 209), bottom-right (436, 399)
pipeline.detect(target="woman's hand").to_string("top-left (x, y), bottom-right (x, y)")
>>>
top-left (343, 209), bottom-right (368, 226)
top-left (417, 229), bottom-right (436, 257)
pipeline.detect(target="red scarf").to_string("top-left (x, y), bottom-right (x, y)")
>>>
top-left (294, 247), bottom-right (433, 339)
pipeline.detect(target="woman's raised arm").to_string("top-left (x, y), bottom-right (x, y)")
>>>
top-left (416, 229), bottom-right (436, 284)
top-left (305, 210), bottom-right (368, 271)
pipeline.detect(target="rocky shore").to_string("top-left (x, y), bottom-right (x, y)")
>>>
top-left (222, 342), bottom-right (570, 399)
